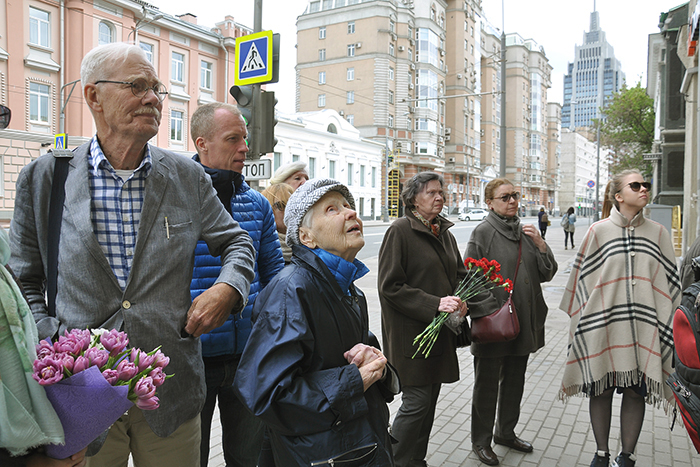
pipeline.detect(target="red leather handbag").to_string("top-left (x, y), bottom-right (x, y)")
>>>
top-left (470, 241), bottom-right (521, 344)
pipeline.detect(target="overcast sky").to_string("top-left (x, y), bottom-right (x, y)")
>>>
top-left (150, 0), bottom-right (684, 113)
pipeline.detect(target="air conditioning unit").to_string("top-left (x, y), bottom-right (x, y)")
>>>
top-left (356, 42), bottom-right (362, 48)
top-left (448, 157), bottom-right (456, 162)
top-left (396, 141), bottom-right (402, 149)
top-left (408, 83), bottom-right (414, 90)
top-left (480, 129), bottom-right (485, 136)
top-left (408, 106), bottom-right (415, 113)
top-left (445, 135), bottom-right (451, 141)
top-left (339, 110), bottom-right (344, 116)
top-left (440, 49), bottom-right (445, 56)
top-left (398, 45), bottom-right (405, 51)
top-left (445, 127), bottom-right (451, 136)
top-left (457, 73), bottom-right (462, 79)
top-left (410, 63), bottom-right (415, 70)
top-left (438, 136), bottom-right (444, 143)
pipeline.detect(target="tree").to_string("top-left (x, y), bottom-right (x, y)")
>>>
top-left (597, 82), bottom-right (655, 178)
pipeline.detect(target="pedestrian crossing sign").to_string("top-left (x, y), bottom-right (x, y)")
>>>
top-left (54, 134), bottom-right (66, 149)
top-left (235, 30), bottom-right (273, 85)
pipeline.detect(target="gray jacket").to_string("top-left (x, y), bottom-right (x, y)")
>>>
top-left (9, 142), bottom-right (255, 437)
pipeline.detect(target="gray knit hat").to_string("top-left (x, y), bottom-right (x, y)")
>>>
top-left (285, 178), bottom-right (355, 246)
top-left (269, 161), bottom-right (308, 185)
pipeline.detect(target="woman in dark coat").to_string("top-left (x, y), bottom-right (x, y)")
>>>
top-left (234, 179), bottom-right (399, 467)
top-left (466, 178), bottom-right (557, 466)
top-left (378, 172), bottom-right (467, 467)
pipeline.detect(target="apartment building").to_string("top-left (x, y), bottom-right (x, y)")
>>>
top-left (546, 102), bottom-right (561, 213)
top-left (296, 0), bottom-right (559, 215)
top-left (0, 0), bottom-right (251, 223)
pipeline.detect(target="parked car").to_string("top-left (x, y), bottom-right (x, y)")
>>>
top-left (458, 209), bottom-right (488, 221)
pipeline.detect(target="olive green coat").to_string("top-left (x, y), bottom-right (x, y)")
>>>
top-left (378, 211), bottom-right (466, 387)
top-left (466, 212), bottom-right (558, 358)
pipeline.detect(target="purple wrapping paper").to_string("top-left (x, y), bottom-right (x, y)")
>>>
top-left (43, 365), bottom-right (133, 459)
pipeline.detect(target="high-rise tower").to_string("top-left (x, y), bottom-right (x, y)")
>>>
top-left (561, 8), bottom-right (624, 129)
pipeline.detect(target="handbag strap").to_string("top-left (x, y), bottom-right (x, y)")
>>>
top-left (47, 149), bottom-right (73, 318)
top-left (509, 240), bottom-right (523, 296)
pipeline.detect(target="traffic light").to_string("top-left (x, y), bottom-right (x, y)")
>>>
top-left (258, 91), bottom-right (278, 154)
top-left (229, 85), bottom-right (259, 156)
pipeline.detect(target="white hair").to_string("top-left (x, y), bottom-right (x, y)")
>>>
top-left (81, 43), bottom-right (152, 87)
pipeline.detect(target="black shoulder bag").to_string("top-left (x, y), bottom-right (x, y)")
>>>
top-left (47, 149), bottom-right (73, 318)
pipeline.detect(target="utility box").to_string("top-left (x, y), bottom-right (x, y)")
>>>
top-left (644, 204), bottom-right (673, 235)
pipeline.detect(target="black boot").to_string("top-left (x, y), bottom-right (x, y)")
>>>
top-left (590, 451), bottom-right (610, 467)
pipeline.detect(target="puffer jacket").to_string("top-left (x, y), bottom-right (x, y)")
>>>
top-left (234, 246), bottom-right (398, 466)
top-left (191, 158), bottom-right (284, 356)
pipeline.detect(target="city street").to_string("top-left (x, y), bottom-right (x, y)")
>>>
top-left (199, 216), bottom-right (699, 467)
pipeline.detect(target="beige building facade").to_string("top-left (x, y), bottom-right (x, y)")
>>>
top-left (0, 0), bottom-right (252, 223)
top-left (296, 0), bottom-right (559, 216)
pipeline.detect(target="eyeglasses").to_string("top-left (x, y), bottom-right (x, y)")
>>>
top-left (493, 192), bottom-right (520, 203)
top-left (94, 78), bottom-right (169, 102)
top-left (625, 181), bottom-right (651, 192)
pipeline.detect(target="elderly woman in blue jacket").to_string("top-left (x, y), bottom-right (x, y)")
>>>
top-left (234, 179), bottom-right (399, 466)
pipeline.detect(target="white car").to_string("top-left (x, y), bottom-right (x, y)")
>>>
top-left (458, 209), bottom-right (488, 221)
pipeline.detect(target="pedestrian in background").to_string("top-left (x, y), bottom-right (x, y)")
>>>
top-left (562, 207), bottom-right (577, 250)
top-left (190, 102), bottom-right (285, 467)
top-left (378, 172), bottom-right (467, 467)
top-left (559, 170), bottom-right (680, 467)
top-left (537, 207), bottom-right (549, 240)
top-left (268, 161), bottom-right (309, 190)
top-left (466, 178), bottom-right (557, 466)
top-left (261, 183), bottom-right (295, 264)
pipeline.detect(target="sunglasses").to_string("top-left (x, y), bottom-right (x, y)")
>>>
top-left (493, 192), bottom-right (520, 203)
top-left (625, 181), bottom-right (651, 192)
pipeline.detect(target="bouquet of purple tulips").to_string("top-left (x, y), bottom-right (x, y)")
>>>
top-left (32, 328), bottom-right (172, 459)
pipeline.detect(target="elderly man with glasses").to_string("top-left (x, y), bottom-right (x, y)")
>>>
top-left (9, 43), bottom-right (255, 466)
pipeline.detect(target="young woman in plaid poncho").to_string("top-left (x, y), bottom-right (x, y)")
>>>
top-left (559, 170), bottom-right (681, 467)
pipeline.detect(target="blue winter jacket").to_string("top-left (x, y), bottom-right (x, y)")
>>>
top-left (191, 157), bottom-right (285, 357)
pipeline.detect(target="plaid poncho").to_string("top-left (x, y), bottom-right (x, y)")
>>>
top-left (559, 207), bottom-right (681, 407)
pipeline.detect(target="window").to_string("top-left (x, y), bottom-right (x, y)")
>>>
top-left (171, 52), bottom-right (185, 82)
top-left (309, 157), bottom-right (316, 178)
top-left (318, 71), bottom-right (326, 85)
top-left (348, 21), bottom-right (355, 34)
top-left (347, 44), bottom-right (355, 57)
top-left (389, 67), bottom-right (394, 80)
top-left (347, 114), bottom-right (354, 125)
top-left (98, 21), bottom-right (114, 45)
top-left (29, 7), bottom-right (50, 48)
top-left (139, 42), bottom-right (154, 63)
top-left (372, 167), bottom-right (377, 187)
top-left (360, 164), bottom-right (366, 186)
top-left (29, 82), bottom-right (50, 123)
top-left (273, 152), bottom-right (282, 171)
top-left (292, 154), bottom-right (300, 162)
top-left (170, 110), bottom-right (184, 142)
top-left (318, 94), bottom-right (326, 107)
top-left (319, 49), bottom-right (326, 61)
top-left (319, 27), bottom-right (326, 39)
top-left (390, 20), bottom-right (395, 33)
top-left (389, 90), bottom-right (394, 104)
top-left (388, 114), bottom-right (394, 128)
top-left (346, 91), bottom-right (354, 104)
top-left (389, 43), bottom-right (395, 56)
top-left (329, 160), bottom-right (336, 178)
top-left (347, 163), bottom-right (353, 185)
top-left (201, 61), bottom-right (213, 89)
top-left (347, 67), bottom-right (355, 81)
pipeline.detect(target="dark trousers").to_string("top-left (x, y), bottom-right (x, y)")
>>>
top-left (539, 223), bottom-right (547, 239)
top-left (471, 355), bottom-right (529, 446)
top-left (564, 230), bottom-right (575, 248)
top-left (200, 355), bottom-right (263, 467)
top-left (391, 383), bottom-right (441, 467)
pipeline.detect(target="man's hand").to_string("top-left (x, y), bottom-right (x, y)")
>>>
top-left (344, 343), bottom-right (387, 392)
top-left (184, 283), bottom-right (241, 337)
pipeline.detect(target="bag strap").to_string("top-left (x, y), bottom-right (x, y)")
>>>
top-left (47, 149), bottom-right (73, 318)
top-left (509, 240), bottom-right (523, 296)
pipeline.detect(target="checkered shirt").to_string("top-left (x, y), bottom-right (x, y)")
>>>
top-left (88, 136), bottom-right (152, 289)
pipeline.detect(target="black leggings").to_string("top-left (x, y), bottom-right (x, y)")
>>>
top-left (564, 230), bottom-right (575, 248)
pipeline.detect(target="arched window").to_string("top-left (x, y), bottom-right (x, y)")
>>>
top-left (327, 123), bottom-right (338, 134)
top-left (98, 21), bottom-right (114, 45)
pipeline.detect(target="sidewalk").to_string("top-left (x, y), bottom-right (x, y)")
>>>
top-left (206, 220), bottom-right (699, 467)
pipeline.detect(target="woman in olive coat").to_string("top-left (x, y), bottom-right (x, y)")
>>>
top-left (466, 178), bottom-right (557, 466)
top-left (378, 172), bottom-right (467, 467)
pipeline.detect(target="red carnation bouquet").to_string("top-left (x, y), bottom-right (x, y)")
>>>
top-left (412, 257), bottom-right (513, 358)
top-left (32, 328), bottom-right (172, 459)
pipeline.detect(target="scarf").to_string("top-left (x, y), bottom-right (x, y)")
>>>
top-left (558, 207), bottom-right (680, 408)
top-left (0, 229), bottom-right (64, 455)
top-left (411, 209), bottom-right (441, 237)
